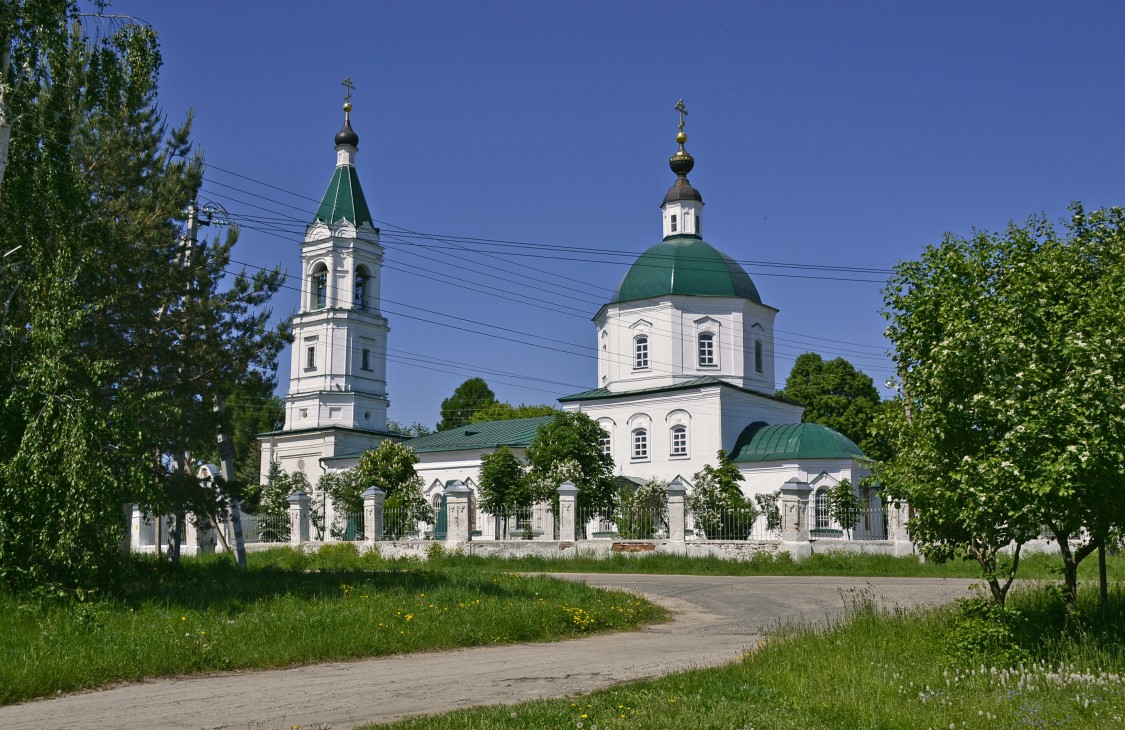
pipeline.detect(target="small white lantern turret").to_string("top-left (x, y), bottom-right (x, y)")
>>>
top-left (661, 99), bottom-right (703, 239)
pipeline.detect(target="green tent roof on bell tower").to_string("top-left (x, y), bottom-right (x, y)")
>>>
top-left (312, 164), bottom-right (373, 228)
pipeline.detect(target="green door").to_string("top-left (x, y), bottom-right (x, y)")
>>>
top-left (433, 495), bottom-right (448, 540)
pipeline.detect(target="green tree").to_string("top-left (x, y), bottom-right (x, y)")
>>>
top-left (687, 450), bottom-right (753, 540)
top-left (437, 377), bottom-right (497, 431)
top-left (778, 353), bottom-right (887, 461)
top-left (386, 420), bottom-right (432, 438)
top-left (881, 207), bottom-right (1125, 605)
top-left (350, 440), bottom-right (430, 536)
top-left (525, 411), bottom-right (615, 511)
top-left (827, 479), bottom-right (861, 539)
top-left (0, 20), bottom-right (286, 586)
top-left (469, 402), bottom-right (557, 423)
top-left (477, 446), bottom-right (529, 538)
top-left (615, 477), bottom-right (668, 539)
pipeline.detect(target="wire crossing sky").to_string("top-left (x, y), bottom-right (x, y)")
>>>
top-left (106, 0), bottom-right (1125, 426)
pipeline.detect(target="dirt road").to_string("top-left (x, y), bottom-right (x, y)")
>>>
top-left (0, 574), bottom-right (979, 729)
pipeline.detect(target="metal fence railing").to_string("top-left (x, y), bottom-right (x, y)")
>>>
top-left (808, 505), bottom-right (888, 541)
top-left (577, 507), bottom-right (668, 540)
top-left (239, 513), bottom-right (290, 543)
top-left (382, 507), bottom-right (432, 540)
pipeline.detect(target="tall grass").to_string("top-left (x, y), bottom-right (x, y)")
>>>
top-left (0, 545), bottom-right (662, 705)
top-left (372, 585), bottom-right (1125, 730)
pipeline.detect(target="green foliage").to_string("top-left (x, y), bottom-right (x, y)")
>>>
top-left (687, 450), bottom-right (754, 539)
top-left (881, 207), bottom-right (1125, 604)
top-left (437, 377), bottom-right (497, 431)
top-left (827, 479), bottom-right (861, 538)
top-left (386, 420), bottom-right (433, 438)
top-left (469, 402), bottom-right (558, 423)
top-left (477, 446), bottom-right (529, 515)
top-left (615, 477), bottom-right (668, 539)
top-left (525, 411), bottom-right (616, 511)
top-left (352, 441), bottom-right (426, 506)
top-left (779, 352), bottom-right (889, 461)
top-left (754, 490), bottom-right (782, 532)
top-left (946, 597), bottom-right (1026, 668)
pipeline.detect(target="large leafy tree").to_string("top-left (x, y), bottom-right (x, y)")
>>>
top-left (525, 411), bottom-right (615, 511)
top-left (0, 19), bottom-right (286, 587)
top-left (687, 450), bottom-right (752, 539)
top-left (881, 208), bottom-right (1125, 605)
top-left (436, 377), bottom-right (497, 431)
top-left (778, 353), bottom-right (887, 461)
top-left (349, 440), bottom-right (428, 517)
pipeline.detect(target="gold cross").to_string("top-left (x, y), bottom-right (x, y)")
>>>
top-left (341, 76), bottom-right (355, 104)
top-left (674, 99), bottom-right (688, 133)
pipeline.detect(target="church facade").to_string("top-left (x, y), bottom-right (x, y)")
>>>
top-left (262, 101), bottom-right (871, 536)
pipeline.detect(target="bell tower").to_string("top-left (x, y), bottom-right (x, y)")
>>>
top-left (261, 82), bottom-right (391, 483)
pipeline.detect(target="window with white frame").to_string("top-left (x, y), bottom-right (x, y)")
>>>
top-left (814, 488), bottom-right (831, 530)
top-left (698, 332), bottom-right (716, 367)
top-left (631, 428), bottom-right (648, 460)
top-left (306, 345), bottom-right (316, 370)
top-left (634, 335), bottom-right (649, 369)
top-left (670, 213), bottom-right (678, 232)
top-left (670, 424), bottom-right (688, 456)
top-left (599, 430), bottom-right (611, 455)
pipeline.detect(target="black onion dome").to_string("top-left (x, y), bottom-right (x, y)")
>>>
top-left (663, 176), bottom-right (703, 204)
top-left (335, 119), bottom-right (359, 147)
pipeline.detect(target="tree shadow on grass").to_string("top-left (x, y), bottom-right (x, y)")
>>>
top-left (1009, 584), bottom-right (1125, 657)
top-left (105, 548), bottom-right (558, 614)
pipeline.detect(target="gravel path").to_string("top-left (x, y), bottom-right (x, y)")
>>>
top-left (0, 574), bottom-right (979, 729)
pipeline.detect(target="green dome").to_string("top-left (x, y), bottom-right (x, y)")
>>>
top-left (730, 422), bottom-right (865, 462)
top-left (611, 235), bottom-right (761, 305)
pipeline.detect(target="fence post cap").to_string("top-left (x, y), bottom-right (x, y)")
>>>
top-left (287, 491), bottom-right (310, 504)
top-left (444, 479), bottom-right (471, 495)
top-left (361, 486), bottom-right (386, 499)
top-left (557, 480), bottom-right (579, 497)
top-left (666, 478), bottom-right (687, 496)
top-left (780, 478), bottom-right (811, 495)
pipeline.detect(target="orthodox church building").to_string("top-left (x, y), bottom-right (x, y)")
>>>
top-left (262, 100), bottom-right (869, 533)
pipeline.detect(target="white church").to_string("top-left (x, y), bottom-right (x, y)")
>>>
top-left (258, 99), bottom-right (870, 536)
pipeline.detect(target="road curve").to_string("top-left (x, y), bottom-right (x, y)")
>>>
top-left (0, 575), bottom-right (979, 729)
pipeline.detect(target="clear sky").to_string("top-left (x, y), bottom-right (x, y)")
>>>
top-left (103, 0), bottom-right (1125, 428)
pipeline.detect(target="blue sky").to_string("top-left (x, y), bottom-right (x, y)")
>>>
top-left (105, 1), bottom-right (1125, 427)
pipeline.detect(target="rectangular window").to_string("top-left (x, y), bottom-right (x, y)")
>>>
top-left (698, 333), bottom-right (715, 366)
top-left (754, 340), bottom-right (764, 373)
top-left (632, 429), bottom-right (648, 460)
top-left (361, 348), bottom-right (371, 370)
top-left (671, 426), bottom-right (688, 456)
top-left (306, 346), bottom-right (316, 370)
top-left (599, 432), bottom-right (611, 455)
top-left (634, 336), bottom-right (649, 369)
top-left (670, 214), bottom-right (678, 232)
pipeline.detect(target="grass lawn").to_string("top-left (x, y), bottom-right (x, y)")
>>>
top-left (370, 584), bottom-right (1125, 730)
top-left (425, 547), bottom-right (1125, 581)
top-left (0, 544), bottom-right (662, 706)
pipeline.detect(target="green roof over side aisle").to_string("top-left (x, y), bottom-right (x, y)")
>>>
top-left (611, 235), bottom-right (762, 305)
top-left (406, 416), bottom-right (554, 453)
top-left (730, 422), bottom-right (865, 462)
top-left (312, 165), bottom-right (373, 228)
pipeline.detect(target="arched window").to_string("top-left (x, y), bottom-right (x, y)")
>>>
top-left (698, 332), bottom-right (715, 367)
top-left (754, 339), bottom-right (764, 373)
top-left (631, 428), bottom-right (648, 460)
top-left (599, 429), bottom-right (611, 455)
top-left (354, 266), bottom-right (368, 311)
top-left (814, 488), bottom-right (831, 530)
top-left (634, 335), bottom-right (649, 370)
top-left (431, 493), bottom-right (443, 518)
top-left (311, 263), bottom-right (328, 309)
top-left (670, 425), bottom-right (688, 456)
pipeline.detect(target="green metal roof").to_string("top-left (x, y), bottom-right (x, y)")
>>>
top-left (610, 235), bottom-right (761, 305)
top-left (311, 164), bottom-right (373, 228)
top-left (406, 416), bottom-right (554, 453)
top-left (730, 422), bottom-right (865, 462)
top-left (558, 375), bottom-right (799, 406)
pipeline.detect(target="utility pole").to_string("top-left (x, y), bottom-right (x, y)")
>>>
top-left (177, 202), bottom-right (247, 567)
